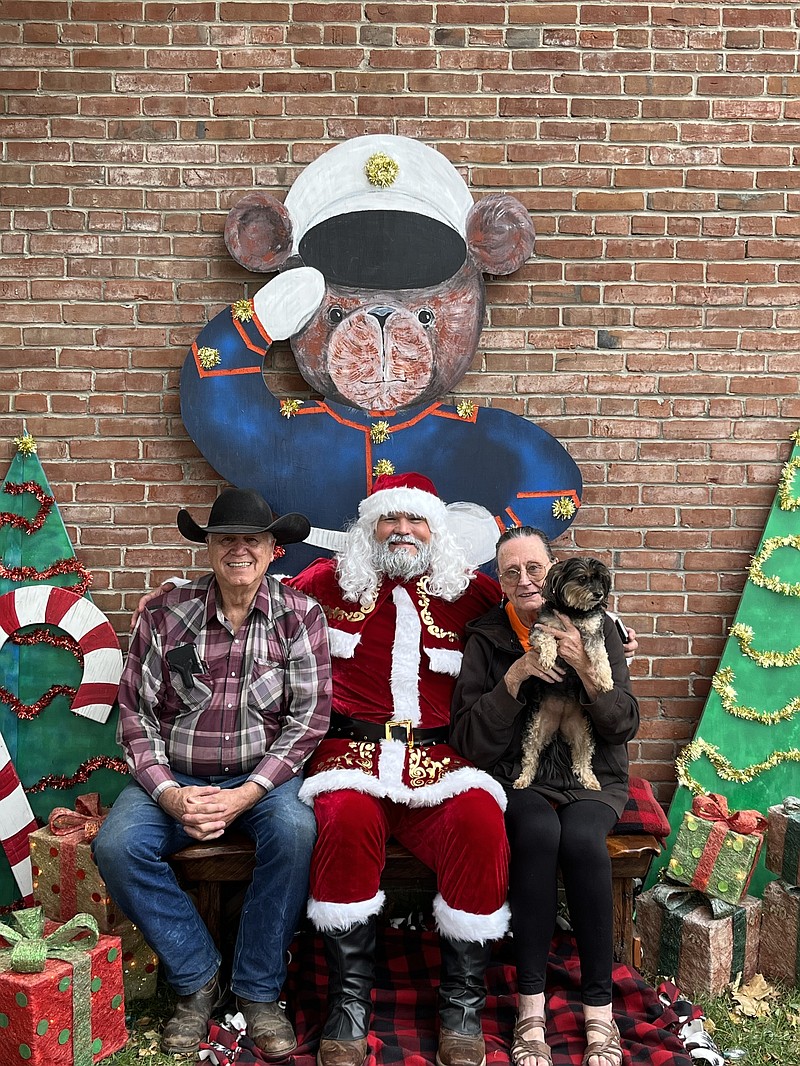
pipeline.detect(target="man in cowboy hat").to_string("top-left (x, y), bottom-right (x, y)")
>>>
top-left (94, 487), bottom-right (332, 1058)
top-left (287, 472), bottom-right (510, 1066)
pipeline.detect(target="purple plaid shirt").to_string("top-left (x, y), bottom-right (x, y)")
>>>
top-left (118, 573), bottom-right (332, 799)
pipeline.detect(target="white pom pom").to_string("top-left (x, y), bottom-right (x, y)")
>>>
top-left (446, 502), bottom-right (499, 567)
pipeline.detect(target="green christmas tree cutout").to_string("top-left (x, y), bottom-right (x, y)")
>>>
top-left (0, 435), bottom-right (128, 908)
top-left (648, 427), bottom-right (800, 898)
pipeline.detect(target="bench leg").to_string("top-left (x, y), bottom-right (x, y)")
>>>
top-left (196, 882), bottom-right (223, 948)
top-left (611, 875), bottom-right (634, 966)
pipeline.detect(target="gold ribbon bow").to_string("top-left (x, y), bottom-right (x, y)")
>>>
top-left (692, 792), bottom-right (768, 835)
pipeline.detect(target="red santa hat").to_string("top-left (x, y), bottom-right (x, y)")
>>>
top-left (357, 472), bottom-right (449, 532)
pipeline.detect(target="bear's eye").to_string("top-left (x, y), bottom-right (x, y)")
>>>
top-left (416, 308), bottom-right (435, 327)
top-left (327, 306), bottom-right (345, 325)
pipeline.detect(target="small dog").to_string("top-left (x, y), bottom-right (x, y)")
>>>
top-left (514, 556), bottom-right (614, 792)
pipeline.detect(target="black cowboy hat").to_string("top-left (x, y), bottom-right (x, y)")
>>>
top-left (177, 488), bottom-right (310, 545)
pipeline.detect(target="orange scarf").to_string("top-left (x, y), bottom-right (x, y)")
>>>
top-left (505, 601), bottom-right (532, 652)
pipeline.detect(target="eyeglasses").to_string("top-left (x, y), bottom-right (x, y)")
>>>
top-left (498, 563), bottom-right (548, 585)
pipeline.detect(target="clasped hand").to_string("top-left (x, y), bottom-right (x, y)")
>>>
top-left (159, 783), bottom-right (263, 841)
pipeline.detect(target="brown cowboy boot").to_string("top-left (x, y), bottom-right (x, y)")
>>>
top-left (436, 938), bottom-right (492, 1066)
top-left (237, 998), bottom-right (298, 1060)
top-left (317, 917), bottom-right (377, 1066)
top-left (161, 971), bottom-right (223, 1054)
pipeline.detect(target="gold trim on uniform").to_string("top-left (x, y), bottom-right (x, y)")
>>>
top-left (314, 741), bottom-right (376, 775)
top-left (416, 577), bottom-right (459, 643)
top-left (407, 747), bottom-right (452, 787)
top-left (323, 599), bottom-right (378, 623)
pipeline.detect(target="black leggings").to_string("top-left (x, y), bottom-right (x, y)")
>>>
top-left (505, 789), bottom-right (618, 1005)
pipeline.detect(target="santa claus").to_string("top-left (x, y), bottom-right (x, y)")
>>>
top-left (287, 472), bottom-right (509, 1066)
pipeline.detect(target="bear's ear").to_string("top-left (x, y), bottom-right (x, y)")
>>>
top-left (224, 192), bottom-right (295, 273)
top-left (466, 194), bottom-right (535, 276)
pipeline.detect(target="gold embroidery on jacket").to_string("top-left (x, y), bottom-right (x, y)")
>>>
top-left (416, 577), bottom-right (459, 643)
top-left (314, 741), bottom-right (376, 775)
top-left (407, 746), bottom-right (453, 787)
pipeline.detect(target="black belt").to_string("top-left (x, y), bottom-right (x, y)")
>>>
top-left (328, 714), bottom-right (448, 748)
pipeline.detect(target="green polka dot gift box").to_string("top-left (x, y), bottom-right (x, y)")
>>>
top-left (0, 907), bottom-right (127, 1065)
top-left (666, 792), bottom-right (768, 906)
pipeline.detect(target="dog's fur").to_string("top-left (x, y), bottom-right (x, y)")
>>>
top-left (514, 556), bottom-right (614, 792)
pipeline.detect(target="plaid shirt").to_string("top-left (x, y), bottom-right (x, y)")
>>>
top-left (118, 573), bottom-right (332, 800)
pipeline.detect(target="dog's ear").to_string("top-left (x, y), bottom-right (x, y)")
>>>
top-left (541, 560), bottom-right (563, 601)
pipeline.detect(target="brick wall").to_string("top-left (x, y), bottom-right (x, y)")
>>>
top-left (2, 2), bottom-right (799, 803)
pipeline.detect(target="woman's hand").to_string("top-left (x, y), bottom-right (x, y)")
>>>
top-left (504, 645), bottom-right (565, 699)
top-left (532, 612), bottom-right (600, 700)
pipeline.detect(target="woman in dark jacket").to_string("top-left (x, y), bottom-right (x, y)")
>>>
top-left (450, 527), bottom-right (638, 1066)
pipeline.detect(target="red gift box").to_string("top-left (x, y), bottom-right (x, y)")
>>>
top-left (0, 908), bottom-right (127, 1065)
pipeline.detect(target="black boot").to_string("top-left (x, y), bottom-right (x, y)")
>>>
top-left (437, 938), bottom-right (492, 1066)
top-left (318, 917), bottom-right (377, 1066)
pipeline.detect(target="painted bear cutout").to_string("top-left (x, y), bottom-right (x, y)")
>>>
top-left (180, 135), bottom-right (582, 571)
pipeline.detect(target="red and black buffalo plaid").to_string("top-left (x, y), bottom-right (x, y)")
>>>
top-left (278, 927), bottom-right (691, 1066)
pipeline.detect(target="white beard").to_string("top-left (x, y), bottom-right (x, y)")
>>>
top-left (372, 536), bottom-right (431, 581)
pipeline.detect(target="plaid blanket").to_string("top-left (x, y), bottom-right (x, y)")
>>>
top-left (281, 928), bottom-right (691, 1066)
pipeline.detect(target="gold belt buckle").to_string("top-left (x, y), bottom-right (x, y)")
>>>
top-left (385, 719), bottom-right (414, 746)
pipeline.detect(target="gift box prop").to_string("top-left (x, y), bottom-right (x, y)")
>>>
top-left (30, 794), bottom-right (158, 1001)
top-left (758, 879), bottom-right (800, 987)
top-left (765, 796), bottom-right (800, 887)
top-left (635, 883), bottom-right (761, 999)
top-left (0, 906), bottom-right (127, 1064)
top-left (665, 793), bottom-right (766, 905)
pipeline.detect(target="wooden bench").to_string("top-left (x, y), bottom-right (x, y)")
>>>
top-left (169, 831), bottom-right (660, 967)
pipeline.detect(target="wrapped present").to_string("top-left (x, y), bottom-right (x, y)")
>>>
top-left (117, 920), bottom-right (158, 1002)
top-left (758, 879), bottom-right (800, 986)
top-left (30, 794), bottom-right (112, 926)
top-left (765, 797), bottom-right (800, 887)
top-left (665, 792), bottom-right (767, 905)
top-left (635, 883), bottom-right (761, 998)
top-left (29, 794), bottom-right (159, 1000)
top-left (0, 907), bottom-right (127, 1065)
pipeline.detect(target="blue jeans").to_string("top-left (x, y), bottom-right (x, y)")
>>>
top-left (93, 773), bottom-right (316, 1000)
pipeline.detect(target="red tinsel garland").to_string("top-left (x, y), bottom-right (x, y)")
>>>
top-left (26, 755), bottom-right (128, 794)
top-left (0, 556), bottom-right (92, 597)
top-left (9, 630), bottom-right (84, 662)
top-left (0, 683), bottom-right (78, 720)
top-left (0, 481), bottom-right (55, 535)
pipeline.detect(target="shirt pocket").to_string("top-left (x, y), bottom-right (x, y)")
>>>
top-left (249, 656), bottom-right (286, 713)
top-left (167, 668), bottom-right (213, 716)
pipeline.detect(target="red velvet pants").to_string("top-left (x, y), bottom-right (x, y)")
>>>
top-left (308, 787), bottom-right (510, 940)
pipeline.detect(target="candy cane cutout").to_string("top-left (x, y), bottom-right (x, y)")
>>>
top-left (0, 585), bottom-right (122, 723)
top-left (0, 731), bottom-right (37, 903)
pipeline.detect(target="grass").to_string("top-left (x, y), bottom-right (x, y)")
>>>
top-left (106, 972), bottom-right (800, 1064)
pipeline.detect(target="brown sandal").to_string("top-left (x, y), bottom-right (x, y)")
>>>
top-left (510, 1016), bottom-right (553, 1066)
top-left (582, 1018), bottom-right (623, 1066)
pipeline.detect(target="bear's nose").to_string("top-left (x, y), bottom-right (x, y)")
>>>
top-left (369, 307), bottom-right (394, 327)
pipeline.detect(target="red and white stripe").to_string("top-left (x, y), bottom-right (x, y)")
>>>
top-left (0, 585), bottom-right (123, 723)
top-left (0, 732), bottom-right (36, 903)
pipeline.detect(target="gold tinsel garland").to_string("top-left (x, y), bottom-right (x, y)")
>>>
top-left (778, 456), bottom-right (800, 511)
top-left (370, 421), bottom-right (391, 444)
top-left (747, 534), bottom-right (800, 596)
top-left (676, 736), bottom-right (800, 796)
top-left (456, 400), bottom-right (476, 420)
top-left (729, 622), bottom-right (800, 668)
top-left (711, 665), bottom-right (800, 725)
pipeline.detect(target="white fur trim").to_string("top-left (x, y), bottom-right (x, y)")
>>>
top-left (390, 586), bottom-right (422, 725)
top-left (377, 737), bottom-right (407, 789)
top-left (433, 895), bottom-right (511, 944)
top-left (358, 486), bottom-right (448, 532)
top-left (328, 627), bottom-right (362, 659)
top-left (307, 891), bottom-right (386, 932)
top-left (298, 760), bottom-right (507, 812)
top-left (423, 646), bottom-right (463, 677)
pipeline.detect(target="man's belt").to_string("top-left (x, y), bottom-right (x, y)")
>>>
top-left (328, 714), bottom-right (449, 748)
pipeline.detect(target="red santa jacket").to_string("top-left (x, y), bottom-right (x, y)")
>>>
top-left (288, 557), bottom-right (506, 809)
